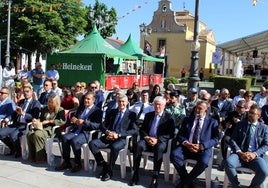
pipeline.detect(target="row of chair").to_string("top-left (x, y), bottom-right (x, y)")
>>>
top-left (2, 124), bottom-right (268, 188)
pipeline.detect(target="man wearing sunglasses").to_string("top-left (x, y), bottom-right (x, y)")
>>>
top-left (0, 87), bottom-right (16, 126)
top-left (0, 84), bottom-right (41, 157)
top-left (219, 99), bottom-right (248, 171)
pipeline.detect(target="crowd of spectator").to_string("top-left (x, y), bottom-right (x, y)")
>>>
top-left (1, 66), bottom-right (268, 188)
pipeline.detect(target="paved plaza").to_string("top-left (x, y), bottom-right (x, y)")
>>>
top-left (0, 142), bottom-right (254, 188)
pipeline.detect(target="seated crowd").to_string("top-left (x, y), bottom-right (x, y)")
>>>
top-left (1, 78), bottom-right (268, 188)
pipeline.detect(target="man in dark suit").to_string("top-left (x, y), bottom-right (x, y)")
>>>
top-left (171, 100), bottom-right (219, 188)
top-left (218, 99), bottom-right (248, 170)
top-left (55, 92), bottom-right (103, 173)
top-left (224, 104), bottom-right (268, 187)
top-left (130, 96), bottom-right (175, 188)
top-left (38, 80), bottom-right (54, 108)
top-left (211, 88), bottom-right (234, 124)
top-left (89, 94), bottom-right (138, 181)
top-left (0, 83), bottom-right (41, 157)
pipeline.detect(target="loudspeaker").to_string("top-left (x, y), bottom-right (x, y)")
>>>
top-left (253, 50), bottom-right (258, 58)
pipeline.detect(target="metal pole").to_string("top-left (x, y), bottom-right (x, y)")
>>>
top-left (5, 0), bottom-right (11, 66)
top-left (188, 0), bottom-right (200, 89)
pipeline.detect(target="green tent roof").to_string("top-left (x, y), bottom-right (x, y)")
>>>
top-left (119, 34), bottom-right (164, 62)
top-left (61, 25), bottom-right (137, 60)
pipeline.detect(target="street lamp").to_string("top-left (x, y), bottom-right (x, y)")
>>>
top-left (5, 0), bottom-right (12, 66)
top-left (188, 0), bottom-right (200, 89)
top-left (139, 23), bottom-right (152, 54)
top-left (89, 7), bottom-right (110, 31)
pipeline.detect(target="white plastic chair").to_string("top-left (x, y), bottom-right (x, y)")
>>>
top-left (172, 148), bottom-right (214, 188)
top-left (223, 148), bottom-right (268, 188)
top-left (18, 122), bottom-right (32, 160)
top-left (81, 130), bottom-right (100, 171)
top-left (142, 139), bottom-right (173, 182)
top-left (93, 135), bottom-right (132, 178)
top-left (45, 125), bottom-right (61, 165)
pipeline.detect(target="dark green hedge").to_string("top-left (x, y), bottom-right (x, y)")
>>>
top-left (164, 77), bottom-right (179, 90)
top-left (214, 76), bottom-right (251, 98)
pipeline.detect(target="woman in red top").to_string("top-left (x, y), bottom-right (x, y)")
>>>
top-left (60, 89), bottom-right (79, 132)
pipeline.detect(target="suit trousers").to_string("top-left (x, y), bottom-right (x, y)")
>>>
top-left (0, 124), bottom-right (26, 151)
top-left (89, 136), bottom-right (126, 171)
top-left (133, 139), bottom-right (167, 175)
top-left (61, 131), bottom-right (88, 165)
top-left (27, 129), bottom-right (48, 161)
top-left (225, 153), bottom-right (268, 188)
top-left (171, 145), bottom-right (211, 186)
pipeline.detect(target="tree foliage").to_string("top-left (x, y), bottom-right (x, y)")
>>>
top-left (0, 0), bottom-right (87, 59)
top-left (86, 0), bottom-right (117, 38)
top-left (0, 0), bottom-right (118, 65)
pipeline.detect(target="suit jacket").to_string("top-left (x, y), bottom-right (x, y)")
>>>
top-left (223, 111), bottom-right (248, 136)
top-left (102, 108), bottom-right (138, 138)
top-left (140, 111), bottom-right (175, 144)
top-left (211, 99), bottom-right (234, 119)
top-left (0, 98), bottom-right (16, 120)
top-left (38, 90), bottom-right (54, 106)
top-left (12, 98), bottom-right (41, 125)
top-left (75, 104), bottom-right (103, 131)
top-left (261, 104), bottom-right (268, 125)
top-left (230, 120), bottom-right (268, 157)
top-left (177, 115), bottom-right (219, 151)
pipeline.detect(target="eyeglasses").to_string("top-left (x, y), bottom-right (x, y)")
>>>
top-left (0, 91), bottom-right (8, 94)
top-left (44, 84), bottom-right (50, 87)
top-left (201, 98), bottom-right (209, 101)
top-left (90, 86), bottom-right (97, 89)
top-left (236, 105), bottom-right (245, 109)
top-left (76, 86), bottom-right (82, 88)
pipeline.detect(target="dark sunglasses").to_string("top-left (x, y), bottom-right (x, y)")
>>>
top-left (0, 91), bottom-right (8, 94)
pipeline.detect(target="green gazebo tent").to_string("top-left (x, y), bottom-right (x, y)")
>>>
top-left (47, 25), bottom-right (137, 87)
top-left (119, 34), bottom-right (164, 63)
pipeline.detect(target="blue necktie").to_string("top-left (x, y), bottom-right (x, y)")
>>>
top-left (149, 115), bottom-right (160, 137)
top-left (113, 111), bottom-right (122, 133)
top-left (74, 108), bottom-right (89, 135)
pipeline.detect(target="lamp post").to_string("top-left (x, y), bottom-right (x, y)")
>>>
top-left (89, 7), bottom-right (110, 31)
top-left (188, 0), bottom-right (200, 89)
top-left (139, 23), bottom-right (152, 54)
top-left (5, 0), bottom-right (12, 66)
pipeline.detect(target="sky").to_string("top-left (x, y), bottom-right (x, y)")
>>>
top-left (83, 0), bottom-right (268, 45)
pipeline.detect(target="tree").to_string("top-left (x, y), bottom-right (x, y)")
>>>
top-left (86, 0), bottom-right (117, 38)
top-left (0, 0), bottom-right (87, 65)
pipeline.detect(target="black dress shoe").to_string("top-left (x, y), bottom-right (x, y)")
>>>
top-left (71, 164), bottom-right (82, 173)
top-left (129, 173), bottom-right (139, 186)
top-left (5, 149), bottom-right (15, 156)
top-left (101, 172), bottom-right (111, 181)
top-left (55, 161), bottom-right (72, 171)
top-left (14, 151), bottom-right (21, 158)
top-left (149, 178), bottom-right (158, 188)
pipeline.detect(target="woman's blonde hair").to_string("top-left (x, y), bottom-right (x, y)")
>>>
top-left (48, 93), bottom-right (61, 112)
